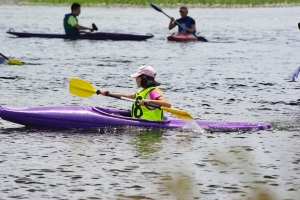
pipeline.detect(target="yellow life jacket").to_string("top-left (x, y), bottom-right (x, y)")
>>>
top-left (131, 87), bottom-right (163, 121)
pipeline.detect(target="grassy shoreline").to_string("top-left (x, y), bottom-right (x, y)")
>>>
top-left (1, 0), bottom-right (300, 7)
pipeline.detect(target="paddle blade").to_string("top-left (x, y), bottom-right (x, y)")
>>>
top-left (161, 106), bottom-right (194, 120)
top-left (298, 22), bottom-right (300, 30)
top-left (149, 3), bottom-right (163, 13)
top-left (8, 58), bottom-right (23, 65)
top-left (197, 36), bottom-right (208, 42)
top-left (92, 23), bottom-right (98, 31)
top-left (69, 78), bottom-right (97, 98)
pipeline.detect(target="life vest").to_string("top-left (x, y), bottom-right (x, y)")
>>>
top-left (131, 87), bottom-right (163, 121)
top-left (177, 16), bottom-right (196, 35)
top-left (63, 13), bottom-right (80, 35)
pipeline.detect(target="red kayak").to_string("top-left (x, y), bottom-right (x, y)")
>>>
top-left (167, 33), bottom-right (207, 42)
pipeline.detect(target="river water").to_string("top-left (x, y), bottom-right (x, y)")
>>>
top-left (0, 5), bottom-right (300, 200)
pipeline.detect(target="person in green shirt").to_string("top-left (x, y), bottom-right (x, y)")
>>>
top-left (63, 3), bottom-right (94, 35)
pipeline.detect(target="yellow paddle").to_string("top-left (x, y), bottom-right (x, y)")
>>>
top-left (0, 53), bottom-right (24, 65)
top-left (69, 78), bottom-right (194, 120)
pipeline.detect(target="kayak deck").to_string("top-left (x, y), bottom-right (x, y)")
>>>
top-left (7, 30), bottom-right (154, 41)
top-left (0, 106), bottom-right (271, 131)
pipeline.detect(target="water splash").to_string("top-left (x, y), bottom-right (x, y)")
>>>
top-left (181, 120), bottom-right (206, 134)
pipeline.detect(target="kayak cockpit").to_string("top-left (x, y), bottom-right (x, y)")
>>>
top-left (92, 107), bottom-right (171, 124)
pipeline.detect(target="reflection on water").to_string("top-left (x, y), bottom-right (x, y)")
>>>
top-left (129, 129), bottom-right (164, 158)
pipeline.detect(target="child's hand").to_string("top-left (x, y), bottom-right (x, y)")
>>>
top-left (101, 90), bottom-right (109, 96)
top-left (139, 99), bottom-right (149, 106)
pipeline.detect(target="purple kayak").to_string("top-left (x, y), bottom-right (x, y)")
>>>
top-left (7, 31), bottom-right (153, 41)
top-left (0, 106), bottom-right (271, 131)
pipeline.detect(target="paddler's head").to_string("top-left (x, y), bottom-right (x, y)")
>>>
top-left (71, 3), bottom-right (81, 16)
top-left (131, 66), bottom-right (161, 88)
top-left (179, 6), bottom-right (188, 18)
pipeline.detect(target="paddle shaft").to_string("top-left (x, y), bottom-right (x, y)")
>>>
top-left (0, 53), bottom-right (9, 60)
top-left (96, 90), bottom-right (161, 109)
top-left (162, 12), bottom-right (187, 31)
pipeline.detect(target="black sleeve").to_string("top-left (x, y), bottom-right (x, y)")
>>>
top-left (191, 18), bottom-right (195, 25)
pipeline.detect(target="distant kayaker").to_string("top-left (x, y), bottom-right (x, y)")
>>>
top-left (101, 66), bottom-right (171, 121)
top-left (169, 6), bottom-right (196, 35)
top-left (63, 3), bottom-right (94, 34)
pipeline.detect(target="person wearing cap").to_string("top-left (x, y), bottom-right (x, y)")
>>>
top-left (63, 3), bottom-right (94, 35)
top-left (169, 6), bottom-right (196, 35)
top-left (101, 66), bottom-right (171, 121)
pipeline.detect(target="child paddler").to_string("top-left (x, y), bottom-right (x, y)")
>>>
top-left (101, 66), bottom-right (171, 121)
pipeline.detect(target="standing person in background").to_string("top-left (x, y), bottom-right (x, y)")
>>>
top-left (63, 3), bottom-right (94, 34)
top-left (168, 6), bottom-right (196, 35)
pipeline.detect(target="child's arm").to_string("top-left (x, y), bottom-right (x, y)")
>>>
top-left (101, 90), bottom-right (135, 99)
top-left (140, 96), bottom-right (171, 108)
